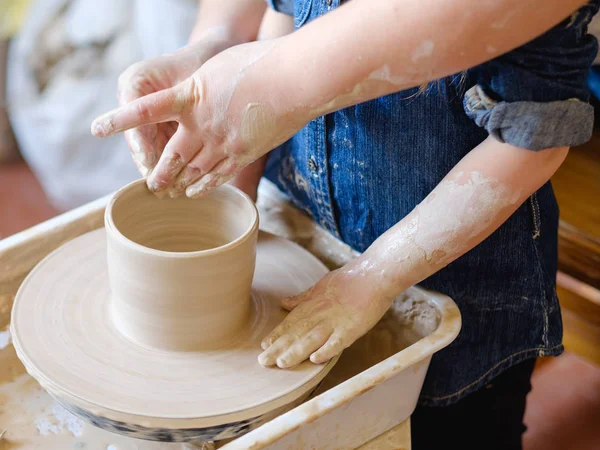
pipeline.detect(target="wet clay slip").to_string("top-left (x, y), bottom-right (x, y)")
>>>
top-left (11, 180), bottom-right (338, 442)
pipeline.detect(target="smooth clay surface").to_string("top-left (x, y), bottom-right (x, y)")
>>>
top-left (1, 287), bottom-right (427, 449)
top-left (11, 227), bottom-right (338, 429)
top-left (105, 181), bottom-right (259, 351)
top-left (0, 334), bottom-right (208, 450)
top-left (1, 179), bottom-right (428, 449)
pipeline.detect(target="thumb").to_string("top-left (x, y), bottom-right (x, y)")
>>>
top-left (91, 83), bottom-right (188, 137)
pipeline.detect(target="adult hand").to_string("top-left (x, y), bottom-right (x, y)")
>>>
top-left (257, 259), bottom-right (395, 368)
top-left (113, 28), bottom-right (238, 178)
top-left (92, 38), bottom-right (302, 198)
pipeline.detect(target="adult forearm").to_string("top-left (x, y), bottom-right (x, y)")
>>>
top-left (190, 0), bottom-right (267, 44)
top-left (229, 9), bottom-right (294, 200)
top-left (272, 0), bottom-right (586, 118)
top-left (354, 139), bottom-right (569, 300)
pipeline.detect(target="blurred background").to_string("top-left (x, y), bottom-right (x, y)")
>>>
top-left (0, 1), bottom-right (599, 449)
top-left (0, 0), bottom-right (198, 216)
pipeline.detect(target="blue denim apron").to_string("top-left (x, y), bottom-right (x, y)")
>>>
top-left (264, 0), bottom-right (599, 406)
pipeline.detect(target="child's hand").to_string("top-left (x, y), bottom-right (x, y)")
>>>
top-left (113, 28), bottom-right (238, 178)
top-left (92, 38), bottom-right (303, 198)
top-left (258, 260), bottom-right (395, 368)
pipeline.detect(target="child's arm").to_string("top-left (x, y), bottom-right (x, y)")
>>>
top-left (258, 138), bottom-right (569, 368)
top-left (91, 0), bottom-right (587, 195)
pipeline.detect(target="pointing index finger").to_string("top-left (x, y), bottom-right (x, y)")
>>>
top-left (91, 85), bottom-right (187, 137)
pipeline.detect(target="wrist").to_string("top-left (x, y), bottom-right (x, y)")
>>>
top-left (345, 246), bottom-right (414, 301)
top-left (342, 255), bottom-right (402, 302)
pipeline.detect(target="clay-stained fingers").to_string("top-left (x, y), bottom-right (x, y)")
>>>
top-left (275, 322), bottom-right (333, 369)
top-left (91, 84), bottom-right (185, 137)
top-left (310, 333), bottom-right (348, 364)
top-left (124, 127), bottom-right (160, 176)
top-left (146, 126), bottom-right (201, 192)
top-left (260, 318), bottom-right (290, 351)
top-left (185, 159), bottom-right (239, 198)
top-left (257, 334), bottom-right (296, 367)
top-left (169, 150), bottom-right (227, 196)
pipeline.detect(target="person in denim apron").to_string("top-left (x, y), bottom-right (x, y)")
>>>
top-left (92, 1), bottom-right (599, 448)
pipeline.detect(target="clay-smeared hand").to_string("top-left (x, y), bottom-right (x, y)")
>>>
top-left (258, 261), bottom-right (395, 368)
top-left (111, 28), bottom-right (237, 178)
top-left (92, 38), bottom-right (302, 198)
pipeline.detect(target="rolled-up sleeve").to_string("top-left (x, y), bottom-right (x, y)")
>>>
top-left (464, 1), bottom-right (600, 150)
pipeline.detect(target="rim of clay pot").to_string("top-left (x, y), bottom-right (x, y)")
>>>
top-left (104, 179), bottom-right (259, 257)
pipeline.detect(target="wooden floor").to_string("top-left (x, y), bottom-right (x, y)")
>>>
top-left (552, 135), bottom-right (600, 364)
top-left (0, 141), bottom-right (599, 449)
top-left (524, 353), bottom-right (600, 450)
top-left (522, 135), bottom-right (600, 450)
top-left (553, 140), bottom-right (600, 237)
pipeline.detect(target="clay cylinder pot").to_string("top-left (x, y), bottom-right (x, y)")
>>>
top-left (104, 180), bottom-right (259, 351)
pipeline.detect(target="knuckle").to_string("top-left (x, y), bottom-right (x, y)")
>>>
top-left (296, 318), bottom-right (314, 333)
top-left (165, 151), bottom-right (185, 167)
top-left (188, 76), bottom-right (205, 105)
top-left (135, 102), bottom-right (152, 122)
top-left (328, 337), bottom-right (344, 349)
top-left (221, 161), bottom-right (238, 176)
top-left (151, 173), bottom-right (170, 188)
top-left (281, 332), bottom-right (297, 344)
top-left (173, 79), bottom-right (202, 115)
top-left (313, 324), bottom-right (329, 339)
top-left (187, 161), bottom-right (207, 176)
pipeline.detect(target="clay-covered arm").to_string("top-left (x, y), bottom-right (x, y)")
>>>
top-left (91, 0), bottom-right (584, 197)
top-left (273, 0), bottom-right (587, 119)
top-left (229, 8), bottom-right (295, 201)
top-left (258, 138), bottom-right (569, 368)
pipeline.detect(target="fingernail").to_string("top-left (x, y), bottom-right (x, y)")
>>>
top-left (186, 184), bottom-right (206, 199)
top-left (147, 179), bottom-right (163, 192)
top-left (261, 337), bottom-right (275, 350)
top-left (91, 115), bottom-right (114, 137)
top-left (146, 176), bottom-right (170, 196)
top-left (276, 357), bottom-right (288, 369)
top-left (258, 352), bottom-right (274, 366)
top-left (310, 353), bottom-right (326, 364)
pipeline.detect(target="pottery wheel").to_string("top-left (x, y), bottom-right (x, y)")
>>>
top-left (11, 228), bottom-right (336, 429)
